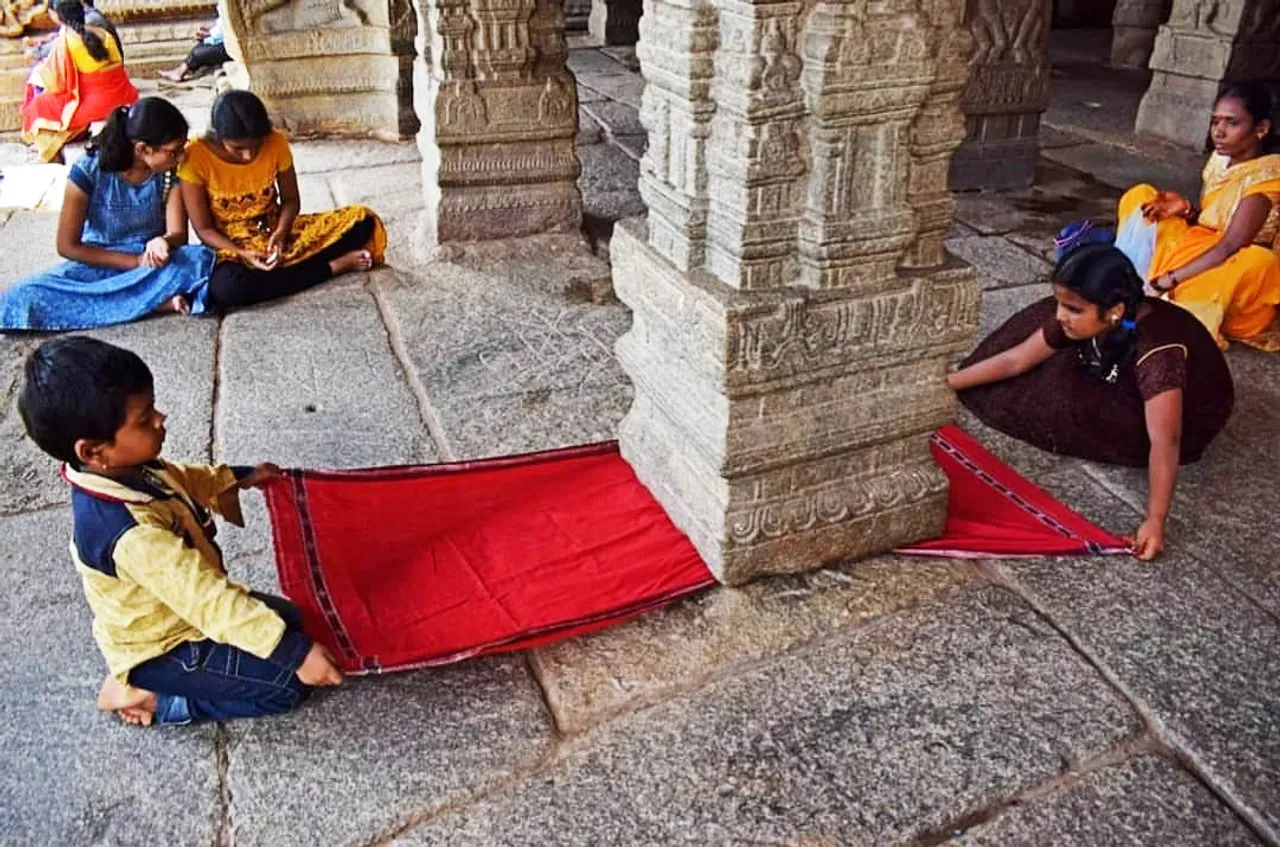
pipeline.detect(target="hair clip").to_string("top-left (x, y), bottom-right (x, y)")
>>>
top-left (1121, 318), bottom-right (1136, 330)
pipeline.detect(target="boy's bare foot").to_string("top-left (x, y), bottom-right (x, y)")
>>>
top-left (98, 676), bottom-right (157, 726)
top-left (154, 294), bottom-right (190, 316)
top-left (329, 249), bottom-right (374, 276)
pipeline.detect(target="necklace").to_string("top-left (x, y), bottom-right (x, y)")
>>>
top-left (1091, 337), bottom-right (1120, 384)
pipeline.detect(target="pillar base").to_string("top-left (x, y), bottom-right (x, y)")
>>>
top-left (950, 135), bottom-right (1039, 191)
top-left (612, 218), bottom-right (978, 585)
top-left (1136, 70), bottom-right (1219, 148)
top-left (588, 0), bottom-right (640, 46)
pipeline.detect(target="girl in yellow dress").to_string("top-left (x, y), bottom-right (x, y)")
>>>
top-left (178, 90), bottom-right (387, 313)
top-left (1114, 83), bottom-right (1280, 350)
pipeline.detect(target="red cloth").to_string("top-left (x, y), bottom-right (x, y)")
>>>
top-left (264, 442), bottom-right (717, 674)
top-left (896, 425), bottom-right (1131, 559)
top-left (265, 428), bottom-right (1128, 674)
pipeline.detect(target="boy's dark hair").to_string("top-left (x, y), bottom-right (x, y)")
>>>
top-left (18, 337), bottom-right (154, 467)
top-left (209, 90), bottom-right (273, 141)
top-left (90, 98), bottom-right (189, 172)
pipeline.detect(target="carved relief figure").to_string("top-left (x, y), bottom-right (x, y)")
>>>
top-left (1, 0), bottom-right (47, 37)
top-left (968, 0), bottom-right (1047, 65)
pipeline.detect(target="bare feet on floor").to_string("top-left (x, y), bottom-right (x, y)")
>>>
top-left (98, 676), bottom-right (158, 726)
top-left (329, 249), bottom-right (374, 276)
top-left (158, 64), bottom-right (189, 82)
top-left (154, 295), bottom-right (190, 316)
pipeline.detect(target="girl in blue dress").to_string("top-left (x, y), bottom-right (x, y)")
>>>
top-left (0, 97), bottom-right (215, 331)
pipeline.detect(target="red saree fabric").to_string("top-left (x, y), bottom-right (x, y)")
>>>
top-left (264, 428), bottom-right (1128, 675)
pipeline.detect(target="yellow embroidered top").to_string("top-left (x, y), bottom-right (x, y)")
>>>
top-left (66, 26), bottom-right (123, 72)
top-left (1199, 152), bottom-right (1280, 247)
top-left (65, 460), bottom-right (309, 683)
top-left (178, 129), bottom-right (293, 251)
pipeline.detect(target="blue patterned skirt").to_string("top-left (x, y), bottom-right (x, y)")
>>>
top-left (0, 242), bottom-right (216, 331)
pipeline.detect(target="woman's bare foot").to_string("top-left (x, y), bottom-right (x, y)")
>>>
top-left (158, 64), bottom-right (190, 82)
top-left (329, 249), bottom-right (374, 276)
top-left (154, 295), bottom-right (191, 316)
top-left (98, 676), bottom-right (157, 726)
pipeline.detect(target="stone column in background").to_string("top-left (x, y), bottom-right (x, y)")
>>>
top-left (1136, 0), bottom-right (1280, 147)
top-left (588, 0), bottom-right (639, 45)
top-left (948, 0), bottom-right (1052, 191)
top-left (414, 0), bottom-right (582, 241)
top-left (565, 0), bottom-right (589, 33)
top-left (1109, 0), bottom-right (1166, 67)
top-left (218, 0), bottom-right (402, 138)
top-left (613, 0), bottom-right (980, 585)
top-left (389, 0), bottom-right (420, 136)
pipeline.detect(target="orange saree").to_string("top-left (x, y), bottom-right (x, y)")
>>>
top-left (21, 27), bottom-right (137, 162)
top-left (1116, 153), bottom-right (1280, 350)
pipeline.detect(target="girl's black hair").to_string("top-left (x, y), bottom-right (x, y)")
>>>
top-left (1053, 244), bottom-right (1145, 382)
top-left (54, 0), bottom-right (109, 64)
top-left (88, 98), bottom-right (189, 172)
top-left (209, 90), bottom-right (273, 141)
top-left (1210, 82), bottom-right (1279, 155)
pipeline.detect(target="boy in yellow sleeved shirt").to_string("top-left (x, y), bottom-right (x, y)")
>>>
top-left (18, 336), bottom-right (343, 726)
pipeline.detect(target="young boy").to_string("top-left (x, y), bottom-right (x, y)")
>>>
top-left (18, 336), bottom-right (342, 726)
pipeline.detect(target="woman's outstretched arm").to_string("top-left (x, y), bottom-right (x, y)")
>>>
top-left (55, 182), bottom-right (142, 270)
top-left (1156, 195), bottom-right (1272, 290)
top-left (946, 328), bottom-right (1056, 392)
top-left (1133, 388), bottom-right (1183, 561)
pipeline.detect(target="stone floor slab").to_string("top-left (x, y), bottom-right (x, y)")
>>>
top-left (0, 210), bottom-right (59, 288)
top-left (216, 279), bottom-right (434, 470)
top-left (396, 587), bottom-right (1140, 846)
top-left (0, 317), bottom-right (216, 513)
top-left (532, 557), bottom-right (975, 734)
top-left (226, 656), bottom-right (553, 847)
top-left (954, 163), bottom-right (1118, 237)
top-left (567, 48), bottom-right (634, 78)
top-left (994, 514), bottom-right (1280, 839)
top-left (374, 250), bottom-right (632, 457)
top-left (0, 509), bottom-right (221, 845)
top-left (974, 282), bottom-right (1049, 339)
top-left (958, 754), bottom-right (1261, 846)
top-left (577, 73), bottom-right (645, 108)
top-left (581, 100), bottom-right (644, 137)
top-left (327, 161), bottom-right (426, 223)
top-left (1043, 143), bottom-right (1200, 202)
top-left (945, 235), bottom-right (1052, 290)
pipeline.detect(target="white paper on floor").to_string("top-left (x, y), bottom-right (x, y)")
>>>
top-left (0, 163), bottom-right (68, 212)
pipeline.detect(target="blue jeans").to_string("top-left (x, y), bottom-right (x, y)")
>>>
top-left (129, 592), bottom-right (314, 725)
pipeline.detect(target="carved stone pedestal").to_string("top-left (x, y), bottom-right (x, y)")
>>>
top-left (218, 0), bottom-right (402, 139)
top-left (565, 0), bottom-right (590, 32)
top-left (414, 0), bottom-right (582, 242)
top-left (617, 0), bottom-right (980, 585)
top-left (1109, 0), bottom-right (1166, 67)
top-left (588, 0), bottom-right (639, 46)
top-left (1136, 0), bottom-right (1280, 147)
top-left (949, 0), bottom-right (1052, 191)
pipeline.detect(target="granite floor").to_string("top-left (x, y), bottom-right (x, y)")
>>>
top-left (0, 43), bottom-right (1277, 847)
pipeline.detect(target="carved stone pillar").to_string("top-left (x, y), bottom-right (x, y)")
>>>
top-left (414, 0), bottom-right (582, 242)
top-left (565, 0), bottom-right (589, 32)
top-left (1109, 0), bottom-right (1166, 67)
top-left (948, 0), bottom-right (1052, 191)
top-left (1136, 0), bottom-right (1280, 147)
top-left (218, 0), bottom-right (402, 139)
top-left (588, 0), bottom-right (639, 45)
top-left (389, 0), bottom-right (419, 136)
top-left (614, 0), bottom-right (980, 585)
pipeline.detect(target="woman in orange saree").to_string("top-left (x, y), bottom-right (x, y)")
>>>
top-left (21, 0), bottom-right (138, 162)
top-left (1114, 83), bottom-right (1280, 350)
